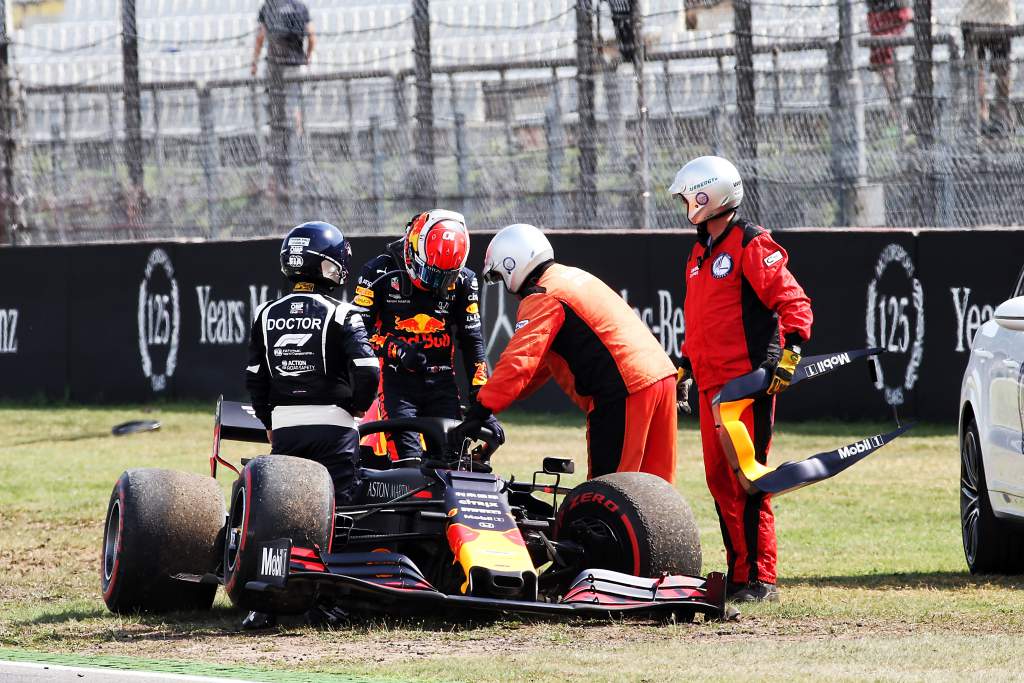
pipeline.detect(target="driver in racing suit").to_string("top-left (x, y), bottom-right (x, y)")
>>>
top-left (352, 210), bottom-right (502, 458)
top-left (244, 220), bottom-right (380, 628)
top-left (670, 156), bottom-right (813, 604)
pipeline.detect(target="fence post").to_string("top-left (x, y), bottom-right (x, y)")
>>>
top-left (413, 0), bottom-right (435, 203)
top-left (831, 0), bottom-right (866, 227)
top-left (121, 0), bottom-right (144, 206)
top-left (934, 61), bottom-right (954, 227)
top-left (734, 0), bottom-right (759, 222)
top-left (267, 56), bottom-right (292, 225)
top-left (575, 0), bottom-right (598, 227)
top-left (630, 0), bottom-right (650, 230)
top-left (499, 69), bottom-right (521, 192)
top-left (393, 75), bottom-right (409, 164)
top-left (604, 62), bottom-right (625, 161)
top-left (771, 47), bottom-right (782, 115)
top-left (546, 68), bottom-right (566, 228)
top-left (0, 0), bottom-right (16, 245)
top-left (62, 91), bottom-right (77, 170)
top-left (197, 86), bottom-right (218, 234)
top-left (369, 115), bottom-right (384, 231)
top-left (105, 91), bottom-right (119, 178)
top-left (545, 107), bottom-right (567, 229)
top-left (662, 59), bottom-right (679, 149)
top-left (454, 112), bottom-right (469, 216)
top-left (912, 0), bottom-right (934, 225)
top-left (49, 121), bottom-right (66, 238)
top-left (710, 105), bottom-right (723, 157)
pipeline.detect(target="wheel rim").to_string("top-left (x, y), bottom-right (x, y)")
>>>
top-left (960, 429), bottom-right (981, 566)
top-left (103, 499), bottom-right (121, 583)
top-left (566, 515), bottom-right (630, 574)
top-left (226, 485), bottom-right (246, 573)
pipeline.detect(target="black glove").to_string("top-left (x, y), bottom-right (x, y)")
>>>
top-left (765, 335), bottom-right (803, 395)
top-left (483, 414), bottom-right (505, 446)
top-left (385, 337), bottom-right (426, 374)
top-left (676, 359), bottom-right (694, 415)
top-left (449, 402), bottom-right (490, 450)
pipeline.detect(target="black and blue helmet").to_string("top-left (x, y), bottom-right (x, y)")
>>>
top-left (279, 221), bottom-right (352, 289)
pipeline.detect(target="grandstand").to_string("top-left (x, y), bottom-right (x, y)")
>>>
top-left (8, 0), bottom-right (995, 86)
top-left (5, 0), bottom-right (1024, 242)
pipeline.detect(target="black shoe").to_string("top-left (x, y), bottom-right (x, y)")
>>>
top-left (727, 581), bottom-right (779, 603)
top-left (241, 610), bottom-right (277, 630)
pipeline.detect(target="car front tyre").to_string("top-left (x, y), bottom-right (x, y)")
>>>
top-left (961, 418), bottom-right (1024, 574)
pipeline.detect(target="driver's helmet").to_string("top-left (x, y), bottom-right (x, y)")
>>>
top-left (280, 221), bottom-right (352, 290)
top-left (403, 209), bottom-right (470, 294)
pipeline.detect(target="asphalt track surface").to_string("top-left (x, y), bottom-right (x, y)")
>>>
top-left (0, 660), bottom-right (272, 683)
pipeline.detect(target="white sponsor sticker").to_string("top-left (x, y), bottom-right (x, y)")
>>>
top-left (260, 546), bottom-right (288, 578)
top-left (515, 319), bottom-right (529, 331)
top-left (763, 250), bottom-right (783, 267)
top-left (287, 237), bottom-right (310, 247)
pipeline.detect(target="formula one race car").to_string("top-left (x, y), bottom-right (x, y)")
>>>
top-left (100, 398), bottom-right (729, 622)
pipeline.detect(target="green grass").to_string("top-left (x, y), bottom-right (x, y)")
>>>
top-left (1, 404), bottom-right (1022, 682)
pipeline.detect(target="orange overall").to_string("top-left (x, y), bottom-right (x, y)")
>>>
top-left (478, 263), bottom-right (678, 481)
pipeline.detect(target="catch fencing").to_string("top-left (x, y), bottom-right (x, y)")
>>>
top-left (4, 1), bottom-right (1024, 243)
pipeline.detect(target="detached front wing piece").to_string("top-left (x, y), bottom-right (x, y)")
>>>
top-left (712, 348), bottom-right (915, 495)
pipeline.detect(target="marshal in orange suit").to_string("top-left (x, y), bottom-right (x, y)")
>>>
top-left (455, 223), bottom-right (678, 482)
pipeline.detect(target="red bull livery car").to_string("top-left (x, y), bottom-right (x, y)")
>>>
top-left (100, 398), bottom-right (729, 622)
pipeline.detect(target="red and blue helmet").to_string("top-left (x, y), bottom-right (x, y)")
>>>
top-left (403, 209), bottom-right (470, 293)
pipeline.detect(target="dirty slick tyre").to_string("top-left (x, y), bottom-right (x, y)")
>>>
top-left (556, 472), bottom-right (701, 577)
top-left (102, 469), bottom-right (225, 614)
top-left (223, 455), bottom-right (334, 614)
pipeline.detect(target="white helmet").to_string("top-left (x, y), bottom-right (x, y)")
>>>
top-left (668, 155), bottom-right (744, 225)
top-left (482, 223), bottom-right (554, 294)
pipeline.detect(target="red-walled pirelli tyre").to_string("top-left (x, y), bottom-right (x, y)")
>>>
top-left (223, 455), bottom-right (334, 614)
top-left (101, 469), bottom-right (225, 614)
top-left (555, 472), bottom-right (702, 578)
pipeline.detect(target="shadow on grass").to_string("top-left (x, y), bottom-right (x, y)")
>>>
top-left (25, 605), bottom-right (109, 625)
top-left (785, 570), bottom-right (1024, 591)
top-left (20, 602), bottom-right (565, 639)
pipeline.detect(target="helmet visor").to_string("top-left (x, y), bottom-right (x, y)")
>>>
top-left (414, 260), bottom-right (461, 292)
top-left (482, 267), bottom-right (502, 284)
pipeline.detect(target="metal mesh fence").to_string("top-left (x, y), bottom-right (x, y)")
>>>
top-left (4, 0), bottom-right (1024, 243)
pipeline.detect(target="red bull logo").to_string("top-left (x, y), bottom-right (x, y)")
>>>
top-left (394, 314), bottom-right (446, 335)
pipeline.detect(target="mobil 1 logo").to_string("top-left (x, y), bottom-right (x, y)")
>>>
top-left (256, 538), bottom-right (291, 587)
top-left (866, 243), bottom-right (924, 407)
top-left (138, 248), bottom-right (180, 392)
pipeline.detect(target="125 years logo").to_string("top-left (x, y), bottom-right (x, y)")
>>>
top-left (866, 243), bottom-right (925, 407)
top-left (138, 248), bottom-right (180, 392)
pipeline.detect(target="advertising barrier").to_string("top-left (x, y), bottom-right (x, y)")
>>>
top-left (1, 229), bottom-right (1021, 422)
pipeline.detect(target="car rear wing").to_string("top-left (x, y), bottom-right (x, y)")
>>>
top-left (210, 395), bottom-right (268, 478)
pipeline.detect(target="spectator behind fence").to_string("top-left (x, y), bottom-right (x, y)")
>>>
top-left (251, 0), bottom-right (316, 131)
top-left (961, 0), bottom-right (1015, 136)
top-left (866, 0), bottom-right (912, 131)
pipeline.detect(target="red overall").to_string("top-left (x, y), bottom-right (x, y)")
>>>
top-left (683, 218), bottom-right (812, 585)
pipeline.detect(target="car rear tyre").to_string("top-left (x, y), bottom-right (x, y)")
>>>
top-left (101, 469), bottom-right (225, 614)
top-left (555, 472), bottom-right (701, 578)
top-left (223, 455), bottom-right (334, 614)
top-left (961, 418), bottom-right (1024, 574)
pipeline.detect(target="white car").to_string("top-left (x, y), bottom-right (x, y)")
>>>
top-left (960, 267), bottom-right (1024, 574)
